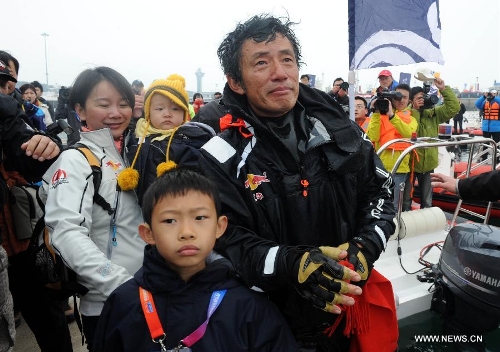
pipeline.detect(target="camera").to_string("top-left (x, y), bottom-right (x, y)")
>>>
top-left (46, 119), bottom-right (74, 137)
top-left (373, 89), bottom-right (403, 115)
top-left (59, 87), bottom-right (71, 101)
top-left (422, 82), bottom-right (439, 109)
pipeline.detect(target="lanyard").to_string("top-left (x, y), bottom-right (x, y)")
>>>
top-left (140, 287), bottom-right (226, 351)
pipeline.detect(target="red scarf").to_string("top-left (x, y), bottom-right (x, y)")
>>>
top-left (324, 265), bottom-right (399, 352)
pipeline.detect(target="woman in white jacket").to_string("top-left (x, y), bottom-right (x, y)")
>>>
top-left (41, 67), bottom-right (145, 351)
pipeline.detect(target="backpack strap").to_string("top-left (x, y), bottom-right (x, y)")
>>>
top-left (70, 144), bottom-right (114, 215)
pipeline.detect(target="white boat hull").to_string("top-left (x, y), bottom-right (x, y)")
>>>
top-left (376, 208), bottom-right (448, 320)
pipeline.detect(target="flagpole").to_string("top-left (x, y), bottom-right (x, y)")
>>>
top-left (348, 70), bottom-right (356, 121)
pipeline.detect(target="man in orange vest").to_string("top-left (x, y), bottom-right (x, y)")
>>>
top-left (476, 89), bottom-right (500, 161)
top-left (354, 96), bottom-right (370, 131)
top-left (367, 83), bottom-right (418, 210)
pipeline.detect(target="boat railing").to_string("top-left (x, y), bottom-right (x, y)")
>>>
top-left (376, 135), bottom-right (497, 226)
top-left (454, 140), bottom-right (500, 179)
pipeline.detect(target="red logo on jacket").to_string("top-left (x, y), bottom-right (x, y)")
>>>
top-left (51, 169), bottom-right (68, 189)
top-left (244, 172), bottom-right (270, 191)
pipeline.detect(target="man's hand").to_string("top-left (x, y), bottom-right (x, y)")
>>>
top-left (387, 102), bottom-right (394, 119)
top-left (434, 77), bottom-right (445, 91)
top-left (133, 94), bottom-right (144, 118)
top-left (20, 135), bottom-right (60, 161)
top-left (430, 172), bottom-right (457, 194)
top-left (289, 246), bottom-right (362, 314)
top-left (337, 242), bottom-right (372, 286)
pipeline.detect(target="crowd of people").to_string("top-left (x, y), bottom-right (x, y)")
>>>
top-left (325, 68), bottom-right (461, 213)
top-left (0, 12), bottom-right (494, 352)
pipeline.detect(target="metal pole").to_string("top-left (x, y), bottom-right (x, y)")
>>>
top-left (41, 33), bottom-right (49, 86)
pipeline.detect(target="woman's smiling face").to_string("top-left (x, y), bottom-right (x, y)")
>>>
top-left (75, 80), bottom-right (132, 140)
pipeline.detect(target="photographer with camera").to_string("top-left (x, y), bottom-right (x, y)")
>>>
top-left (367, 84), bottom-right (418, 210)
top-left (327, 79), bottom-right (349, 115)
top-left (475, 89), bottom-right (500, 161)
top-left (55, 86), bottom-right (81, 147)
top-left (401, 76), bottom-right (459, 211)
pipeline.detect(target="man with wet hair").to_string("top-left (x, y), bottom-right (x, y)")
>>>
top-left (199, 14), bottom-right (397, 351)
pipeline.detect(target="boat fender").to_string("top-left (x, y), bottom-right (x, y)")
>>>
top-left (393, 207), bottom-right (447, 239)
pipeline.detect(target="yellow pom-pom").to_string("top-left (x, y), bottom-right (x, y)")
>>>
top-left (157, 161), bottom-right (177, 177)
top-left (117, 168), bottom-right (139, 191)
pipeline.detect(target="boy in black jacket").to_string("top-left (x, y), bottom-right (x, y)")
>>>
top-left (94, 168), bottom-right (298, 352)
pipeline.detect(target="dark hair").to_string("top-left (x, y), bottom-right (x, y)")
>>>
top-left (333, 77), bottom-right (344, 85)
top-left (131, 79), bottom-right (144, 88)
top-left (193, 92), bottom-right (204, 101)
top-left (217, 14), bottom-right (302, 84)
top-left (0, 51), bottom-right (19, 75)
top-left (214, 92), bottom-right (222, 96)
top-left (354, 96), bottom-right (367, 108)
top-left (395, 83), bottom-right (411, 93)
top-left (141, 168), bottom-right (222, 227)
top-left (19, 83), bottom-right (36, 94)
top-left (69, 67), bottom-right (135, 111)
top-left (300, 74), bottom-right (310, 80)
top-left (31, 80), bottom-right (43, 92)
top-left (410, 86), bottom-right (424, 101)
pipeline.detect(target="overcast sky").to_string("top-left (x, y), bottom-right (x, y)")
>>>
top-left (3, 0), bottom-right (499, 94)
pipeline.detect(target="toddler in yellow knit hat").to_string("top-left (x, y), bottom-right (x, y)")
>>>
top-left (118, 74), bottom-right (215, 205)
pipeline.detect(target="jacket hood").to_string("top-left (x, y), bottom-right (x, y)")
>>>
top-left (134, 245), bottom-right (239, 294)
top-left (221, 82), bottom-right (361, 154)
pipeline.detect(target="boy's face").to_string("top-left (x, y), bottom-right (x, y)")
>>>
top-left (139, 190), bottom-right (227, 282)
top-left (149, 93), bottom-right (185, 130)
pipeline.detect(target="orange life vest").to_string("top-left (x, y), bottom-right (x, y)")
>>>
top-left (378, 110), bottom-right (414, 150)
top-left (483, 101), bottom-right (500, 120)
top-left (357, 117), bottom-right (371, 132)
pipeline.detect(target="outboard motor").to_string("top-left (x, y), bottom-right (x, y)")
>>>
top-left (431, 223), bottom-right (500, 351)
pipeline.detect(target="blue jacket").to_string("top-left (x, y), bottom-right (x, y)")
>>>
top-left (476, 96), bottom-right (500, 132)
top-left (94, 245), bottom-right (298, 351)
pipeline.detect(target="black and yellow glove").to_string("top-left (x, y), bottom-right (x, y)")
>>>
top-left (337, 237), bottom-right (379, 287)
top-left (286, 246), bottom-right (354, 313)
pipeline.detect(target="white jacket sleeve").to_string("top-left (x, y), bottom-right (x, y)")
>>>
top-left (42, 149), bottom-right (133, 298)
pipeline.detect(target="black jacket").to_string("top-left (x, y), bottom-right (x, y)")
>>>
top-left (453, 102), bottom-right (466, 121)
top-left (191, 99), bottom-right (229, 133)
top-left (198, 84), bottom-right (395, 338)
top-left (94, 245), bottom-right (298, 352)
top-left (459, 169), bottom-right (500, 201)
top-left (125, 122), bottom-right (215, 205)
top-left (0, 94), bottom-right (60, 181)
